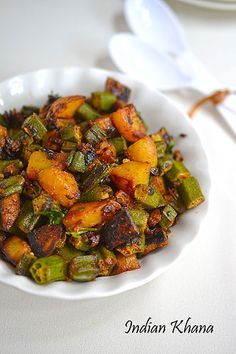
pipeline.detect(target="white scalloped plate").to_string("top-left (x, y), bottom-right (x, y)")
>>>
top-left (0, 67), bottom-right (210, 300)
top-left (177, 0), bottom-right (236, 10)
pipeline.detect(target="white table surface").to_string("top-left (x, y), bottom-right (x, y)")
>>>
top-left (0, 1), bottom-right (235, 353)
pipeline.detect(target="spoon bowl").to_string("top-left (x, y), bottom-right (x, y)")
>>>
top-left (124, 0), bottom-right (187, 55)
top-left (109, 33), bottom-right (192, 90)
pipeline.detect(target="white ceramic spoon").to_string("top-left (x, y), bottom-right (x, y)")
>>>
top-left (109, 33), bottom-right (192, 90)
top-left (109, 0), bottom-right (236, 137)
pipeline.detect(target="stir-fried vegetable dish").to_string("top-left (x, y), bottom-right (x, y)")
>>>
top-left (0, 77), bottom-right (205, 284)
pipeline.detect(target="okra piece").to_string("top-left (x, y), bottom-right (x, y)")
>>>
top-left (61, 125), bottom-right (82, 144)
top-left (23, 180), bottom-right (42, 199)
top-left (134, 184), bottom-right (166, 209)
top-left (129, 208), bottom-right (149, 232)
top-left (177, 176), bottom-right (205, 209)
top-left (22, 143), bottom-right (42, 161)
top-left (81, 162), bottom-right (110, 192)
top-left (165, 189), bottom-right (186, 214)
top-left (151, 133), bottom-right (167, 158)
top-left (80, 184), bottom-right (113, 202)
top-left (68, 255), bottom-right (99, 282)
top-left (77, 102), bottom-right (100, 121)
top-left (16, 253), bottom-right (36, 276)
top-left (84, 124), bottom-right (106, 145)
top-left (165, 160), bottom-right (191, 183)
top-left (91, 91), bottom-right (117, 112)
top-left (0, 175), bottom-right (25, 198)
top-left (155, 140), bottom-right (167, 158)
top-left (116, 233), bottom-right (145, 256)
top-left (57, 243), bottom-right (83, 262)
top-left (159, 205), bottom-right (177, 229)
top-left (158, 156), bottom-right (173, 176)
top-left (16, 200), bottom-right (41, 233)
top-left (32, 191), bottom-right (61, 215)
top-left (158, 127), bottom-right (174, 152)
top-left (29, 255), bottom-right (67, 284)
top-left (22, 113), bottom-right (47, 141)
top-left (68, 229), bottom-right (100, 251)
top-left (105, 77), bottom-right (131, 102)
top-left (67, 151), bottom-right (86, 173)
top-left (61, 141), bottom-right (77, 151)
top-left (92, 246), bottom-right (117, 276)
top-left (109, 136), bottom-right (127, 155)
top-left (0, 160), bottom-right (23, 174)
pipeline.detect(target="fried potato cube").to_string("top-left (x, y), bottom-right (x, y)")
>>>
top-left (46, 95), bottom-right (85, 120)
top-left (1, 235), bottom-right (31, 265)
top-left (63, 200), bottom-right (120, 230)
top-left (127, 136), bottom-right (157, 168)
top-left (28, 225), bottom-right (65, 257)
top-left (111, 104), bottom-right (146, 142)
top-left (27, 151), bottom-right (67, 180)
top-left (111, 253), bottom-right (140, 275)
top-left (110, 161), bottom-right (150, 195)
top-left (38, 167), bottom-right (79, 207)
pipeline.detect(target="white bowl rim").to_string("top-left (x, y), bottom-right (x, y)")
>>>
top-left (0, 66), bottom-right (211, 300)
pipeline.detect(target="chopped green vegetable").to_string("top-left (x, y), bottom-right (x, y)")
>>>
top-left (61, 141), bottom-right (77, 151)
top-left (177, 176), bottom-right (205, 209)
top-left (91, 91), bottom-right (117, 112)
top-left (0, 175), bottom-right (25, 198)
top-left (16, 200), bottom-right (41, 233)
top-left (84, 124), bottom-right (106, 145)
top-left (92, 246), bottom-right (117, 276)
top-left (16, 253), bottom-right (36, 276)
top-left (159, 205), bottom-right (177, 229)
top-left (67, 151), bottom-right (86, 173)
top-left (81, 161), bottom-right (110, 192)
top-left (129, 208), bottom-right (149, 232)
top-left (134, 184), bottom-right (166, 209)
top-left (109, 136), bottom-right (127, 155)
top-left (166, 160), bottom-right (191, 183)
top-left (158, 156), bottom-right (173, 176)
top-left (77, 102), bottom-right (100, 121)
top-left (68, 255), bottom-right (99, 282)
top-left (22, 113), bottom-right (47, 141)
top-left (57, 243), bottom-right (83, 262)
top-left (29, 255), bottom-right (67, 284)
top-left (0, 160), bottom-right (23, 173)
top-left (80, 185), bottom-right (113, 202)
top-left (61, 125), bottom-right (82, 143)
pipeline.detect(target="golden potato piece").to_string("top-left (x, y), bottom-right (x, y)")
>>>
top-left (38, 167), bottom-right (79, 207)
top-left (1, 235), bottom-right (31, 266)
top-left (27, 151), bottom-right (67, 180)
top-left (63, 199), bottom-right (120, 230)
top-left (127, 136), bottom-right (157, 168)
top-left (0, 125), bottom-right (7, 138)
top-left (46, 96), bottom-right (85, 120)
top-left (111, 253), bottom-right (140, 275)
top-left (110, 161), bottom-right (150, 195)
top-left (111, 104), bottom-right (146, 142)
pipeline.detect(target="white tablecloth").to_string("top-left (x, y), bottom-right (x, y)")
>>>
top-left (0, 1), bottom-right (235, 353)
